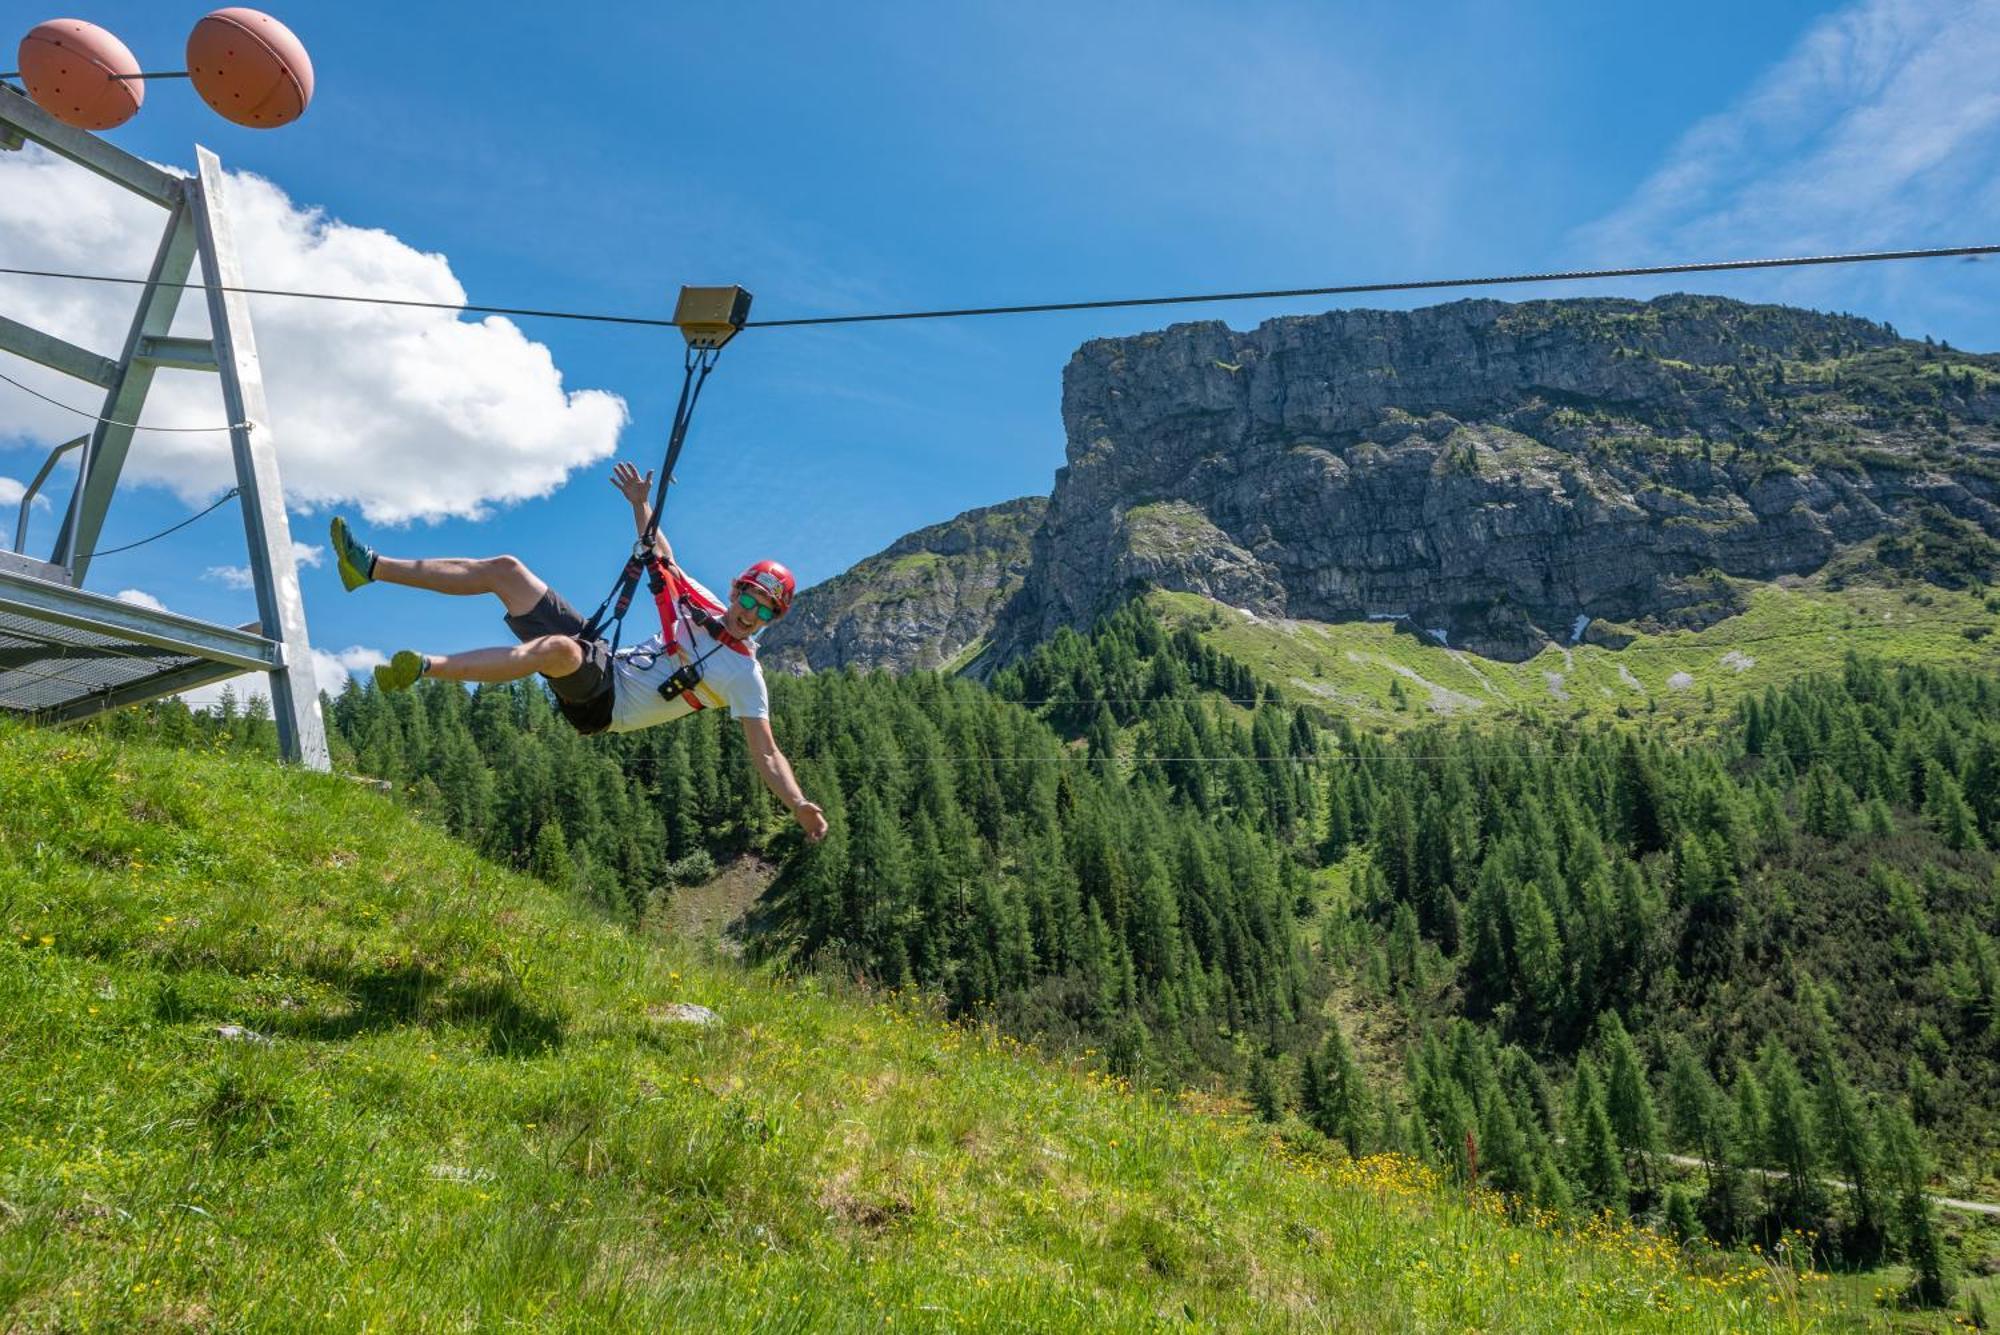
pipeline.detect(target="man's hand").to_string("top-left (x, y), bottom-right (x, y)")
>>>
top-left (611, 460), bottom-right (653, 508)
top-left (793, 801), bottom-right (828, 843)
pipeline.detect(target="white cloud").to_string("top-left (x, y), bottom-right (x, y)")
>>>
top-left (203, 548), bottom-right (317, 589)
top-left (1574, 0), bottom-right (2000, 327)
top-left (113, 588), bottom-right (166, 611)
top-left (0, 146), bottom-right (628, 524)
top-left (0, 474), bottom-right (52, 510)
top-left (181, 643), bottom-right (386, 712)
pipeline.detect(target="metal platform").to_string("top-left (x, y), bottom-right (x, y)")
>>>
top-left (1, 80), bottom-right (327, 766)
top-left (0, 564), bottom-right (278, 723)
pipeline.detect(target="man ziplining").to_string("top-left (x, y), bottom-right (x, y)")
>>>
top-left (326, 460), bottom-right (828, 843)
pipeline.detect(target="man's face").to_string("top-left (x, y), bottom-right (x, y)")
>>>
top-left (725, 582), bottom-right (782, 638)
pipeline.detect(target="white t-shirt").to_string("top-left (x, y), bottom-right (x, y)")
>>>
top-left (605, 571), bottom-right (770, 733)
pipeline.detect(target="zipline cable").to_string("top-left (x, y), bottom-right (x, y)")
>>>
top-left (741, 245), bottom-right (2000, 329)
top-left (2, 244), bottom-right (1996, 334)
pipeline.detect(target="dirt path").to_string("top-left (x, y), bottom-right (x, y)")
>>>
top-left (1657, 1152), bottom-right (2000, 1218)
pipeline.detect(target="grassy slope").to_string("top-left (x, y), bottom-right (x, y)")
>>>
top-left (0, 724), bottom-right (1851, 1332)
top-left (1156, 580), bottom-right (2000, 738)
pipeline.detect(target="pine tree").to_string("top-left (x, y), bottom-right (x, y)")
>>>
top-left (1298, 1052), bottom-right (1326, 1130)
top-left (1388, 902), bottom-right (1423, 992)
top-left (1248, 1053), bottom-right (1282, 1122)
top-left (529, 820), bottom-right (572, 889)
top-left (1759, 1040), bottom-right (1821, 1226)
top-left (1374, 787), bottom-right (1418, 905)
top-left (1815, 1055), bottom-right (1883, 1263)
top-left (1664, 1038), bottom-right (1722, 1171)
top-left (1801, 764), bottom-right (1857, 838)
top-left (1563, 1056), bottom-right (1628, 1213)
top-left (1322, 775), bottom-right (1354, 861)
top-left (1507, 881), bottom-right (1565, 1019)
top-left (1615, 735), bottom-right (1671, 855)
top-left (1599, 1012), bottom-right (1663, 1189)
top-left (1663, 1184), bottom-right (1702, 1243)
top-left (1880, 1101), bottom-right (1953, 1308)
top-left (1478, 1084), bottom-right (1533, 1200)
top-left (1317, 1023), bottom-right (1371, 1155)
top-left (1924, 761), bottom-right (1984, 851)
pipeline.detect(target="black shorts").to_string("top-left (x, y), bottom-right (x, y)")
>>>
top-left (504, 587), bottom-right (615, 734)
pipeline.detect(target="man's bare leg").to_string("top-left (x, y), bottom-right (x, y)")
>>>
top-left (375, 634), bottom-right (584, 693)
top-left (371, 554), bottom-right (548, 619)
top-left (425, 635), bottom-right (585, 684)
top-left (331, 515), bottom-right (547, 618)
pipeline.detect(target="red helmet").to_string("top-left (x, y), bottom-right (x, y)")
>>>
top-left (734, 559), bottom-right (796, 614)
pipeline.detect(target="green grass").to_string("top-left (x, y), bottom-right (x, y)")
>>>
top-left (1156, 580), bottom-right (2000, 738)
top-left (885, 551), bottom-right (944, 576)
top-left (0, 722), bottom-right (1884, 1330)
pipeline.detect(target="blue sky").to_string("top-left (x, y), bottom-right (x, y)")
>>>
top-left (3, 0), bottom-right (1997, 698)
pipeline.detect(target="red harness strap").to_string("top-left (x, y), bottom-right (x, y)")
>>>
top-left (648, 557), bottom-right (751, 657)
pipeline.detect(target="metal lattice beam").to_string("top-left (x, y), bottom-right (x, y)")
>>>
top-left (0, 82), bottom-right (181, 204)
top-left (0, 313), bottom-right (119, 387)
top-left (190, 146), bottom-right (327, 769)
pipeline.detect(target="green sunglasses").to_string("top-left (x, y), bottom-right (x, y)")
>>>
top-left (735, 589), bottom-right (779, 621)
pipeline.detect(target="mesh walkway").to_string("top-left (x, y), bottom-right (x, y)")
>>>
top-left (0, 564), bottom-right (275, 724)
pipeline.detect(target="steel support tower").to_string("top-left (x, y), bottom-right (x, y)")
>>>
top-left (0, 80), bottom-right (327, 769)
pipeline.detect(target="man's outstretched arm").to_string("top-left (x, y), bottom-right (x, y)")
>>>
top-left (739, 716), bottom-right (828, 842)
top-left (611, 460), bottom-right (674, 564)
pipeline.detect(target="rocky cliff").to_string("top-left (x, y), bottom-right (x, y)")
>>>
top-left (990, 294), bottom-right (2000, 662)
top-left (772, 295), bottom-right (2000, 671)
top-left (760, 497), bottom-right (1045, 674)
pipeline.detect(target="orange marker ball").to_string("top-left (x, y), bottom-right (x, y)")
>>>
top-left (187, 7), bottom-right (313, 128)
top-left (17, 19), bottom-right (144, 130)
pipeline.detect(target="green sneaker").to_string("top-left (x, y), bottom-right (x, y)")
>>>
top-left (374, 649), bottom-right (424, 693)
top-left (329, 515), bottom-right (377, 591)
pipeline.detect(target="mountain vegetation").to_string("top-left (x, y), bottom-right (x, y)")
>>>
top-left (0, 719), bottom-right (1847, 1331)
top-left (36, 292), bottom-right (2000, 1322)
top-left (102, 591), bottom-right (2000, 1316)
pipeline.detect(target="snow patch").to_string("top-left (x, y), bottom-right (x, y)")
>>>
top-left (1426, 627), bottom-right (1449, 646)
top-left (1668, 671), bottom-right (1695, 691)
top-left (1570, 614), bottom-right (1590, 643)
top-left (1720, 650), bottom-right (1756, 672)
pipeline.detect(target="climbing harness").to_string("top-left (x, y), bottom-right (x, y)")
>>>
top-left (615, 592), bottom-right (734, 708)
top-left (577, 285), bottom-right (752, 657)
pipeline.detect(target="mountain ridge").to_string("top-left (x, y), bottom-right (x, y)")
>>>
top-left (770, 294), bottom-right (2000, 673)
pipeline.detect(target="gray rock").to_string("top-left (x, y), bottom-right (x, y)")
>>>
top-left (767, 294), bottom-right (2000, 670)
top-left (983, 294), bottom-right (2000, 662)
top-left (647, 1002), bottom-right (720, 1027)
top-left (760, 497), bottom-right (1045, 675)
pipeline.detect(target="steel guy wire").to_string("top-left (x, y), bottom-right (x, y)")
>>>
top-left (74, 487), bottom-right (242, 559)
top-left (0, 367), bottom-right (249, 432)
